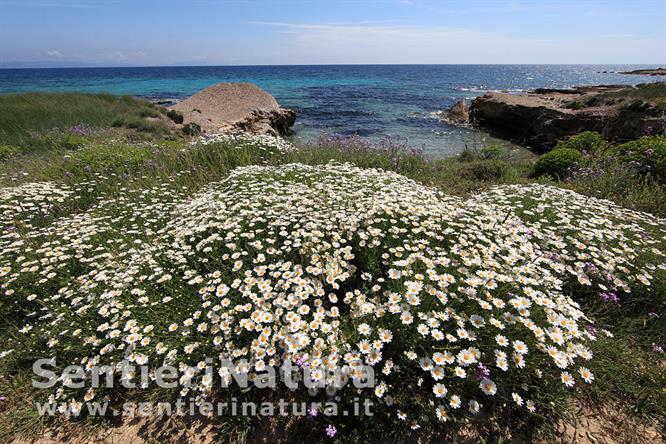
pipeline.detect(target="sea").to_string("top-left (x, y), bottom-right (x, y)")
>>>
top-left (0, 64), bottom-right (660, 157)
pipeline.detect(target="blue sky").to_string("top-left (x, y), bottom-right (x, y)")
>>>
top-left (1, 0), bottom-right (664, 66)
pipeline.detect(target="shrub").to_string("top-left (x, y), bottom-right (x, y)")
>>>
top-left (478, 144), bottom-right (508, 160)
top-left (62, 134), bottom-right (87, 150)
top-left (166, 109), bottom-right (184, 124)
top-left (612, 135), bottom-right (666, 182)
top-left (0, 144), bottom-right (21, 160)
top-left (112, 115), bottom-right (168, 135)
top-left (567, 161), bottom-right (666, 215)
top-left (459, 160), bottom-right (505, 181)
top-left (555, 131), bottom-right (606, 154)
top-left (533, 147), bottom-right (583, 178)
top-left (182, 122), bottom-right (202, 136)
top-left (1, 162), bottom-right (662, 438)
top-left (66, 143), bottom-right (154, 178)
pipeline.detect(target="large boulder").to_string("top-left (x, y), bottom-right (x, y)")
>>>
top-left (171, 83), bottom-right (296, 136)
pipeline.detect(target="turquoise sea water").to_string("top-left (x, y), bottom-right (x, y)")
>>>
top-left (0, 64), bottom-right (660, 156)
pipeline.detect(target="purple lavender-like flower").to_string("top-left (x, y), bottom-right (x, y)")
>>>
top-left (476, 363), bottom-right (490, 380)
top-left (325, 424), bottom-right (337, 438)
top-left (67, 123), bottom-right (97, 136)
top-left (585, 325), bottom-right (597, 338)
top-left (586, 262), bottom-right (598, 273)
top-left (308, 404), bottom-right (319, 417)
top-left (599, 291), bottom-right (619, 304)
top-left (296, 355), bottom-right (307, 368)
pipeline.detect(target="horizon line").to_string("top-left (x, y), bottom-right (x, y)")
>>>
top-left (0, 62), bottom-right (663, 71)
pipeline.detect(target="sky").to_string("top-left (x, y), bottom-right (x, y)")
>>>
top-left (0, 0), bottom-right (664, 67)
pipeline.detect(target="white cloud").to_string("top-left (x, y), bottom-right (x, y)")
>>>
top-left (242, 22), bottom-right (663, 64)
top-left (46, 50), bottom-right (62, 58)
top-left (97, 50), bottom-right (129, 61)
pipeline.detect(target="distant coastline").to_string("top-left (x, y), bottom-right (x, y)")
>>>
top-left (620, 67), bottom-right (666, 76)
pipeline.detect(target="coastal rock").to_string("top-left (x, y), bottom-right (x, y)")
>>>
top-left (470, 84), bottom-right (665, 150)
top-left (171, 82), bottom-right (296, 136)
top-left (440, 99), bottom-right (470, 124)
top-left (620, 68), bottom-right (666, 76)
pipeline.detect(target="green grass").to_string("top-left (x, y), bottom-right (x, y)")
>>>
top-left (0, 92), bottom-right (169, 151)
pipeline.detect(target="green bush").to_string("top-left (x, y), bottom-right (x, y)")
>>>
top-left (68, 143), bottom-right (154, 177)
top-left (459, 160), bottom-right (505, 181)
top-left (166, 109), bottom-right (184, 124)
top-left (555, 131), bottom-right (606, 154)
top-left (62, 134), bottom-right (87, 150)
top-left (457, 144), bottom-right (507, 162)
top-left (0, 144), bottom-right (21, 160)
top-left (182, 122), bottom-right (202, 136)
top-left (612, 135), bottom-right (666, 181)
top-left (112, 115), bottom-right (168, 135)
top-left (533, 147), bottom-right (583, 178)
top-left (479, 144), bottom-right (508, 159)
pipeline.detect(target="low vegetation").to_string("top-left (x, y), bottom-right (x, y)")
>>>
top-left (0, 92), bottom-right (170, 152)
top-left (0, 94), bottom-right (663, 443)
top-left (565, 82), bottom-right (666, 112)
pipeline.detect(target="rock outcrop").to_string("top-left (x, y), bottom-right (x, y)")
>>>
top-left (171, 83), bottom-right (296, 136)
top-left (470, 84), bottom-right (665, 151)
top-left (620, 68), bottom-right (666, 76)
top-left (439, 99), bottom-right (470, 124)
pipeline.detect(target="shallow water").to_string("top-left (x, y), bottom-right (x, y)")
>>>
top-left (0, 64), bottom-right (659, 157)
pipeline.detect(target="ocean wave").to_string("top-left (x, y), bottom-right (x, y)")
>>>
top-left (455, 87), bottom-right (527, 94)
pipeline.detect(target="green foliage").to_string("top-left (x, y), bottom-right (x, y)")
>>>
top-left (459, 144), bottom-right (509, 161)
top-left (166, 109), bottom-right (184, 124)
top-left (567, 163), bottom-right (666, 215)
top-left (479, 144), bottom-right (508, 159)
top-left (66, 144), bottom-right (154, 178)
top-left (612, 135), bottom-right (666, 181)
top-left (112, 115), bottom-right (169, 134)
top-left (565, 82), bottom-right (666, 111)
top-left (0, 144), bottom-right (21, 160)
top-left (182, 122), bottom-right (202, 136)
top-left (533, 147), bottom-right (583, 178)
top-left (62, 134), bottom-right (87, 150)
top-left (458, 160), bottom-right (506, 181)
top-left (0, 92), bottom-right (169, 150)
top-left (555, 131), bottom-right (606, 154)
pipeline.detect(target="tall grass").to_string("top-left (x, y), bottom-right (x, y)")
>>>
top-left (0, 92), bottom-right (168, 150)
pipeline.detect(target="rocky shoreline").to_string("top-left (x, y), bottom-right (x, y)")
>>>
top-left (445, 83), bottom-right (665, 151)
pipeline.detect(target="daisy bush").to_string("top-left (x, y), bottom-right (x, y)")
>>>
top-left (1, 161), bottom-right (664, 434)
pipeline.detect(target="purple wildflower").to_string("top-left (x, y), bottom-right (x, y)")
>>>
top-left (308, 404), bottom-right (319, 417)
top-left (585, 325), bottom-right (598, 338)
top-left (325, 424), bottom-right (337, 438)
top-left (476, 363), bottom-right (490, 380)
top-left (652, 344), bottom-right (664, 354)
top-left (599, 291), bottom-right (619, 304)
